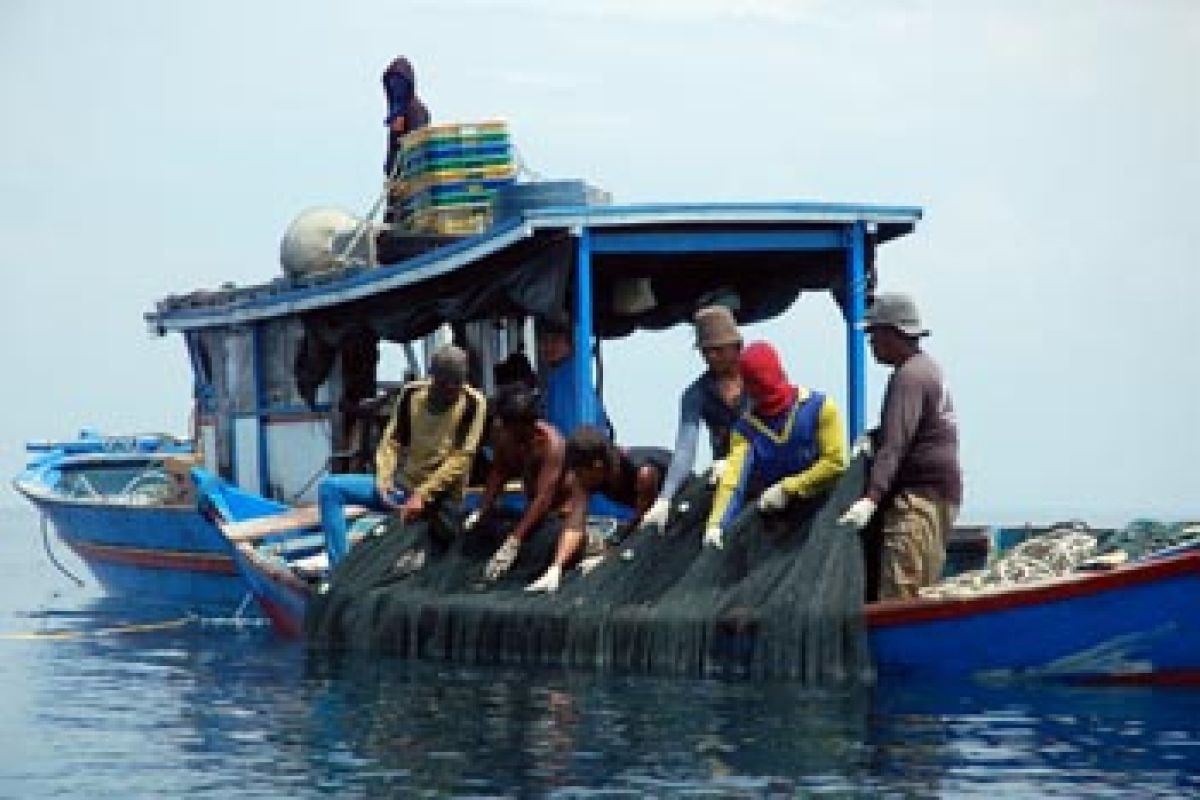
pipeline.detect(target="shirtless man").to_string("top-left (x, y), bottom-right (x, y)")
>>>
top-left (525, 425), bottom-right (669, 593)
top-left (466, 383), bottom-right (568, 581)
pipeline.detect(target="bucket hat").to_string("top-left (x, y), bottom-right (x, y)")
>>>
top-left (693, 305), bottom-right (742, 349)
top-left (861, 292), bottom-right (929, 338)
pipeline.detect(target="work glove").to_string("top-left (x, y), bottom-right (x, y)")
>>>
top-left (463, 508), bottom-right (483, 532)
top-left (525, 564), bottom-right (562, 593)
top-left (483, 535), bottom-right (520, 581)
top-left (640, 497), bottom-right (670, 533)
top-left (850, 433), bottom-right (874, 459)
top-left (579, 554), bottom-right (606, 575)
top-left (757, 482), bottom-right (790, 513)
top-left (707, 459), bottom-right (728, 486)
top-left (703, 525), bottom-right (724, 550)
top-left (838, 497), bottom-right (877, 530)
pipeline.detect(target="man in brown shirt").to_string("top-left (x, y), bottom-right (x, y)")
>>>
top-left (838, 292), bottom-right (962, 599)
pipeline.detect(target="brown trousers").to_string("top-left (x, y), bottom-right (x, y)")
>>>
top-left (878, 491), bottom-right (959, 600)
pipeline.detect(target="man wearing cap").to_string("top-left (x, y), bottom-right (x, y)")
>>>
top-left (317, 343), bottom-right (488, 568)
top-left (641, 305), bottom-right (748, 533)
top-left (837, 292), bottom-right (962, 600)
top-left (703, 341), bottom-right (848, 548)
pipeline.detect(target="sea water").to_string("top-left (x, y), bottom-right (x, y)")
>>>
top-left (1, 505), bottom-right (1198, 799)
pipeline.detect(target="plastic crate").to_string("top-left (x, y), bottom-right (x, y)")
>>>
top-left (401, 205), bottom-right (492, 236)
top-left (390, 163), bottom-right (517, 199)
top-left (398, 119), bottom-right (510, 152)
top-left (396, 177), bottom-right (514, 214)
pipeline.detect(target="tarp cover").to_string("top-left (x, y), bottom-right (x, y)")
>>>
top-left (306, 460), bottom-right (873, 683)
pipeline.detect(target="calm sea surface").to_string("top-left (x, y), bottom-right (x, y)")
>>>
top-left (1, 505), bottom-right (1198, 799)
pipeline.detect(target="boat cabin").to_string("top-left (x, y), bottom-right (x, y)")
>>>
top-left (146, 200), bottom-right (922, 503)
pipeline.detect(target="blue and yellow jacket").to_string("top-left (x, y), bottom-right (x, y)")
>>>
top-left (706, 388), bottom-right (848, 531)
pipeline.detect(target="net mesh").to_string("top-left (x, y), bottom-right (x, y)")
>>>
top-left (306, 461), bottom-right (873, 683)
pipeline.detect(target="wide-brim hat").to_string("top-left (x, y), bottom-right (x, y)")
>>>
top-left (693, 305), bottom-right (742, 349)
top-left (859, 292), bottom-right (930, 338)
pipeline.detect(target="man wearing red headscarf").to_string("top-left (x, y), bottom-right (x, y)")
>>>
top-left (703, 341), bottom-right (848, 548)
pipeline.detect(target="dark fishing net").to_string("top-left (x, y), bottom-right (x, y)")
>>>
top-left (306, 459), bottom-right (873, 683)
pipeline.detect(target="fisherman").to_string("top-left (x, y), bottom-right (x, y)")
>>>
top-left (525, 425), bottom-right (668, 593)
top-left (316, 344), bottom-right (487, 569)
top-left (837, 292), bottom-right (962, 599)
top-left (536, 312), bottom-right (612, 438)
top-left (465, 383), bottom-right (569, 581)
top-left (703, 341), bottom-right (848, 549)
top-left (640, 304), bottom-right (748, 533)
top-left (381, 55), bottom-right (430, 178)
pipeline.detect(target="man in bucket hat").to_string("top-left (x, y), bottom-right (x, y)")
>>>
top-left (641, 304), bottom-right (749, 533)
top-left (837, 292), bottom-right (962, 600)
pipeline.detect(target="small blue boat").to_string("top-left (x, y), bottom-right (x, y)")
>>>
top-left (13, 431), bottom-right (250, 612)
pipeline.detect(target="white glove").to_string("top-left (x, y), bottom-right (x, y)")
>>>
top-left (483, 535), bottom-right (520, 581)
top-left (757, 482), bottom-right (790, 513)
top-left (707, 460), bottom-right (728, 486)
top-left (579, 554), bottom-right (606, 575)
top-left (850, 433), bottom-right (873, 459)
top-left (838, 497), bottom-right (878, 530)
top-left (703, 526), bottom-right (724, 550)
top-left (640, 497), bottom-right (670, 533)
top-left (463, 509), bottom-right (482, 532)
top-left (525, 564), bottom-right (562, 593)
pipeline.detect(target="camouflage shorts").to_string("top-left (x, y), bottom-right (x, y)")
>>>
top-left (879, 491), bottom-right (958, 600)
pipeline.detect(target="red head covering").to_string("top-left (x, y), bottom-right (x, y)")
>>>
top-left (738, 341), bottom-right (797, 418)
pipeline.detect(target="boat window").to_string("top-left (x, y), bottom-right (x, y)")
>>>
top-left (259, 319), bottom-right (306, 409)
top-left (224, 328), bottom-right (256, 413)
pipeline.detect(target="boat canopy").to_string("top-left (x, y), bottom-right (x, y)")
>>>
top-left (146, 200), bottom-right (921, 438)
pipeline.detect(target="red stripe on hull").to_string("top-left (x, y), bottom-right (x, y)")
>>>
top-left (867, 550), bottom-right (1200, 627)
top-left (66, 539), bottom-right (238, 576)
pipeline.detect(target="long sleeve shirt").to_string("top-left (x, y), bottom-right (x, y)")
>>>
top-left (375, 380), bottom-right (488, 503)
top-left (866, 351), bottom-right (961, 505)
top-left (707, 388), bottom-right (847, 531)
top-left (659, 372), bottom-right (747, 499)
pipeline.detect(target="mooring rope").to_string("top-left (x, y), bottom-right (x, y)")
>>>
top-left (0, 614), bottom-right (197, 641)
top-left (40, 514), bottom-right (85, 588)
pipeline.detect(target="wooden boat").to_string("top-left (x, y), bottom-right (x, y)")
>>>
top-left (12, 431), bottom-right (251, 612)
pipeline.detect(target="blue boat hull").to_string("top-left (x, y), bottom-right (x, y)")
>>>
top-left (867, 550), bottom-right (1200, 684)
top-left (227, 541), bottom-right (310, 638)
top-left (21, 492), bottom-right (248, 612)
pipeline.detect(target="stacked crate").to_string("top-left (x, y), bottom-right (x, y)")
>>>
top-left (390, 120), bottom-right (516, 235)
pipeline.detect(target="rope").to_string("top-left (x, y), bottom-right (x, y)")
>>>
top-left (512, 142), bottom-right (546, 181)
top-left (40, 514), bottom-right (85, 588)
top-left (0, 614), bottom-right (196, 641)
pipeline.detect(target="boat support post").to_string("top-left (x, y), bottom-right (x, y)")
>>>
top-left (845, 221), bottom-right (867, 442)
top-left (573, 226), bottom-right (596, 433)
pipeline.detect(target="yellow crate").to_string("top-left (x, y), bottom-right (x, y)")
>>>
top-left (390, 163), bottom-right (516, 199)
top-left (398, 119), bottom-right (510, 152)
top-left (401, 205), bottom-right (492, 236)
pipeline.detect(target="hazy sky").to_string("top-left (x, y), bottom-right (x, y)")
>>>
top-left (2, 0), bottom-right (1196, 524)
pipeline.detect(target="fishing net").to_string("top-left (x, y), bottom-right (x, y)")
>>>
top-left (921, 518), bottom-right (1200, 599)
top-left (306, 460), bottom-right (873, 683)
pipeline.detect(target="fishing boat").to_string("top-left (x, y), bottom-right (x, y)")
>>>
top-left (12, 430), bottom-right (251, 611)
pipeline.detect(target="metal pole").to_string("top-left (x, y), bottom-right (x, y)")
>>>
top-left (574, 227), bottom-right (596, 432)
top-left (846, 222), bottom-right (867, 441)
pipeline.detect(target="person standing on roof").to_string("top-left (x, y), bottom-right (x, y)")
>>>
top-left (704, 341), bottom-right (848, 549)
top-left (317, 344), bottom-right (487, 569)
top-left (465, 383), bottom-right (569, 582)
top-left (837, 292), bottom-right (962, 600)
top-left (382, 55), bottom-right (430, 178)
top-left (640, 304), bottom-right (748, 533)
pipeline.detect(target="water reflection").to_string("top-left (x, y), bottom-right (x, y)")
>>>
top-left (6, 587), bottom-right (1200, 797)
